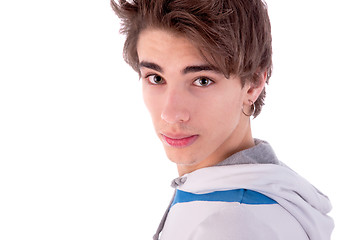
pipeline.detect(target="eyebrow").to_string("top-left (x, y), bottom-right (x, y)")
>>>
top-left (182, 65), bottom-right (220, 74)
top-left (139, 61), bottom-right (163, 73)
top-left (139, 61), bottom-right (220, 75)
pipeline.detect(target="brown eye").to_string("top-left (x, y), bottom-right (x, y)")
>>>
top-left (193, 77), bottom-right (214, 87)
top-left (148, 75), bottom-right (165, 84)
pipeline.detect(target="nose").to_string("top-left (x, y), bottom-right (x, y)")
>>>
top-left (161, 90), bottom-right (190, 124)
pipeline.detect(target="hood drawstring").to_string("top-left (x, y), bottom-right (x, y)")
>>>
top-left (153, 191), bottom-right (175, 240)
top-left (154, 177), bottom-right (187, 239)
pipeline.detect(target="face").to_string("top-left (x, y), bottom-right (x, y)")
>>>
top-left (137, 28), bottom-right (256, 176)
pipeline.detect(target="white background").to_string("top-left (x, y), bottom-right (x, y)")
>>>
top-left (0, 0), bottom-right (359, 239)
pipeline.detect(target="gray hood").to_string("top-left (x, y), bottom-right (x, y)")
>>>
top-left (173, 140), bottom-right (334, 239)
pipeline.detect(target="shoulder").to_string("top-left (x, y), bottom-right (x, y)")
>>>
top-left (188, 204), bottom-right (308, 240)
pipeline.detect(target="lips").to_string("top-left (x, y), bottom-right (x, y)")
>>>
top-left (161, 133), bottom-right (199, 148)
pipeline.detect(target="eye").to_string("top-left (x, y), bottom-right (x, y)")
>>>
top-left (193, 77), bottom-right (214, 87)
top-left (146, 74), bottom-right (165, 85)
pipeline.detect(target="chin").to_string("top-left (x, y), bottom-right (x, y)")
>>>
top-left (165, 150), bottom-right (200, 166)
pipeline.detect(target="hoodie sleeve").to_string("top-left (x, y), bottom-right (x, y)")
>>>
top-left (188, 205), bottom-right (308, 240)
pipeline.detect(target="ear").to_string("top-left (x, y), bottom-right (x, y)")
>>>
top-left (245, 71), bottom-right (267, 103)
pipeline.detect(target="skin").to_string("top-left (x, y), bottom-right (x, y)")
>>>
top-left (137, 28), bottom-right (266, 176)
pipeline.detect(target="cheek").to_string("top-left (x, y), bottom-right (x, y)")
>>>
top-left (142, 88), bottom-right (162, 122)
top-left (143, 87), bottom-right (165, 130)
top-left (205, 93), bottom-right (243, 124)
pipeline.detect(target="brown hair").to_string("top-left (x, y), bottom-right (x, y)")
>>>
top-left (111, 0), bottom-right (272, 117)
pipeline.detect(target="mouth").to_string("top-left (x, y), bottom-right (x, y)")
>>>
top-left (160, 133), bottom-right (199, 148)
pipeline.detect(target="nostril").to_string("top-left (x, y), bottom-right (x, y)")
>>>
top-left (161, 110), bottom-right (190, 124)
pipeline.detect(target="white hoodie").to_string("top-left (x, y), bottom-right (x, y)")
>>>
top-left (153, 140), bottom-right (334, 240)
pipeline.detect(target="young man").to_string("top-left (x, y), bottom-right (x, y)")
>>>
top-left (111, 0), bottom-right (334, 239)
